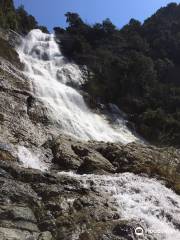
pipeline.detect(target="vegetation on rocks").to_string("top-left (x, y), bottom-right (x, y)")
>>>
top-left (54, 3), bottom-right (180, 147)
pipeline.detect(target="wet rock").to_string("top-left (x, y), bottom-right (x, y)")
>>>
top-left (52, 135), bottom-right (115, 174)
top-left (52, 135), bottom-right (84, 170)
top-left (91, 141), bottom-right (180, 193)
top-left (38, 231), bottom-right (53, 240)
top-left (108, 103), bottom-right (127, 119)
top-left (0, 146), bottom-right (178, 239)
top-left (77, 153), bottom-right (114, 174)
top-left (0, 56), bottom-right (63, 148)
top-left (0, 28), bottom-right (22, 49)
top-left (49, 134), bottom-right (180, 193)
top-left (113, 222), bottom-right (137, 240)
top-left (51, 135), bottom-right (180, 193)
top-left (0, 143), bottom-right (17, 161)
top-left (27, 97), bottom-right (52, 125)
top-left (0, 29), bottom-right (22, 69)
top-left (0, 227), bottom-right (39, 240)
top-left (0, 205), bottom-right (37, 223)
top-left (0, 168), bottom-right (12, 178)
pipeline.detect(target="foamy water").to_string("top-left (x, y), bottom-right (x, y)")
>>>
top-left (58, 172), bottom-right (180, 240)
top-left (17, 29), bottom-right (136, 143)
top-left (17, 146), bottom-right (48, 171)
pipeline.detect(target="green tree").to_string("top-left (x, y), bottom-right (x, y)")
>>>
top-left (16, 5), bottom-right (37, 34)
top-left (65, 12), bottom-right (84, 28)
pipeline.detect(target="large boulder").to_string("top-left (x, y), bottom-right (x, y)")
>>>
top-left (51, 135), bottom-right (115, 174)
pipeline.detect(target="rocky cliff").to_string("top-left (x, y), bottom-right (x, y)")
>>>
top-left (0, 30), bottom-right (180, 240)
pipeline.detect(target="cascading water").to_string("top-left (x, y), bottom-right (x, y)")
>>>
top-left (16, 30), bottom-right (180, 240)
top-left (17, 29), bottom-right (137, 143)
top-left (17, 146), bottom-right (49, 171)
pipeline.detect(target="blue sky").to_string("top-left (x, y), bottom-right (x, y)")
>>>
top-left (14, 0), bottom-right (180, 31)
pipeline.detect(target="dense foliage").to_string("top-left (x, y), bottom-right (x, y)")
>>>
top-left (0, 0), bottom-right (48, 34)
top-left (54, 4), bottom-right (180, 147)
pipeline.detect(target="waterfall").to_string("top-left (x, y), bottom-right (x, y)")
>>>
top-left (17, 29), bottom-right (137, 143)
top-left (16, 30), bottom-right (180, 240)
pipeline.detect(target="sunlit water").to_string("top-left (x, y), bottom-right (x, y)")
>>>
top-left (17, 29), bottom-right (137, 143)
top-left (17, 146), bottom-right (49, 171)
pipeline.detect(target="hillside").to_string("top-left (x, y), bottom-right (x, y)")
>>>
top-left (54, 3), bottom-right (180, 147)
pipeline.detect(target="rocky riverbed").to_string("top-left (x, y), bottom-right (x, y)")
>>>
top-left (0, 138), bottom-right (180, 240)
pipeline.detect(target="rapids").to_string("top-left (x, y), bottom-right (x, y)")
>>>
top-left (59, 172), bottom-right (180, 240)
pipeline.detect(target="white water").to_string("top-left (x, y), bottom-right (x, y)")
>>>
top-left (17, 146), bottom-right (48, 171)
top-left (17, 29), bottom-right (137, 143)
top-left (59, 172), bottom-right (180, 240)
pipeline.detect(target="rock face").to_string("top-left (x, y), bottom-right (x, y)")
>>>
top-left (0, 28), bottom-right (22, 69)
top-left (0, 37), bottom-right (62, 165)
top-left (0, 57), bottom-right (59, 148)
top-left (0, 143), bottom-right (17, 162)
top-left (51, 135), bottom-right (180, 194)
top-left (0, 159), bottom-right (147, 240)
top-left (91, 141), bottom-right (180, 194)
top-left (0, 142), bottom-right (180, 240)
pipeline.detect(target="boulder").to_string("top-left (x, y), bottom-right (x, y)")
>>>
top-left (52, 135), bottom-right (115, 173)
top-left (52, 135), bottom-right (84, 170)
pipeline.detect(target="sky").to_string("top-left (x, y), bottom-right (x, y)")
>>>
top-left (14, 0), bottom-right (180, 32)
